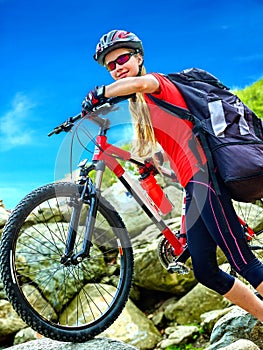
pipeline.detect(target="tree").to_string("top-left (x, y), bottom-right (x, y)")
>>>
top-left (234, 79), bottom-right (263, 119)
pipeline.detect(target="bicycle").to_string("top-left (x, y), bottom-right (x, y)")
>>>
top-left (0, 96), bottom-right (263, 342)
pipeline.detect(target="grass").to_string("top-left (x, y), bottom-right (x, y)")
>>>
top-left (165, 345), bottom-right (204, 350)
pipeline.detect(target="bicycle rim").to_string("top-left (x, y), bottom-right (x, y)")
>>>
top-left (0, 182), bottom-right (133, 342)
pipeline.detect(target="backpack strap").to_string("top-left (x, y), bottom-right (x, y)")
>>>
top-left (146, 94), bottom-right (221, 196)
top-left (147, 93), bottom-right (195, 122)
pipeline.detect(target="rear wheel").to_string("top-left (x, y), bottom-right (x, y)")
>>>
top-left (217, 199), bottom-right (263, 278)
top-left (0, 182), bottom-right (133, 342)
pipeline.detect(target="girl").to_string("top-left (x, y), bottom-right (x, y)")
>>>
top-left (82, 29), bottom-right (263, 321)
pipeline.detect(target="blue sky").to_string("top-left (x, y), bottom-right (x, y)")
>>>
top-left (1, 0), bottom-right (263, 209)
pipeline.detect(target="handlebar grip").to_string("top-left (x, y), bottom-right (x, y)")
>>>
top-left (48, 113), bottom-right (82, 137)
top-left (70, 113), bottom-right (82, 122)
top-left (48, 130), bottom-right (56, 137)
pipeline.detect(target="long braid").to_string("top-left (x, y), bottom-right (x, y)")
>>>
top-left (129, 66), bottom-right (157, 158)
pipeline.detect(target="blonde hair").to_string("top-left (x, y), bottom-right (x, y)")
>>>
top-left (129, 66), bottom-right (157, 158)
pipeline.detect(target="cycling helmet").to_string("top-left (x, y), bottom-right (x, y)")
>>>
top-left (94, 29), bottom-right (144, 66)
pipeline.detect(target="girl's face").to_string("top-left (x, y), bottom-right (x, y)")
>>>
top-left (104, 48), bottom-right (143, 80)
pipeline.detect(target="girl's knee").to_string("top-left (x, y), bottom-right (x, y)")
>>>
top-left (193, 267), bottom-right (235, 295)
top-left (239, 258), bottom-right (263, 289)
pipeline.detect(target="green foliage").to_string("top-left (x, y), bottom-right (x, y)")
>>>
top-left (233, 78), bottom-right (263, 119)
top-left (88, 168), bottom-right (118, 190)
top-left (88, 143), bottom-right (138, 190)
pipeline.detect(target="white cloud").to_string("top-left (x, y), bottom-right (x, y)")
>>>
top-left (0, 186), bottom-right (25, 209)
top-left (0, 93), bottom-right (36, 151)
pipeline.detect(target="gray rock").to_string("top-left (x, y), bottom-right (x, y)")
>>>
top-left (208, 306), bottom-right (261, 349)
top-left (200, 307), bottom-right (235, 333)
top-left (100, 296), bottom-right (161, 349)
top-left (6, 337), bottom-right (139, 349)
top-left (0, 300), bottom-right (26, 337)
top-left (0, 286), bottom-right (161, 349)
top-left (14, 328), bottom-right (40, 345)
top-left (159, 325), bottom-right (199, 348)
top-left (217, 338), bottom-right (260, 350)
top-left (0, 206), bottom-right (9, 228)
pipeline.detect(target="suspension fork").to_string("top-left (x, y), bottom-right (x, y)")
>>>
top-left (61, 161), bottom-right (104, 265)
top-left (60, 197), bottom-right (83, 265)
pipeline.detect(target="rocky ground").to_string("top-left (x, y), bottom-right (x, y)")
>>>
top-left (1, 183), bottom-right (263, 349)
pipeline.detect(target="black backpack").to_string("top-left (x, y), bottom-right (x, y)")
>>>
top-left (148, 68), bottom-right (263, 203)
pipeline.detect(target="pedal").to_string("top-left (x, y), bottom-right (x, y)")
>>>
top-left (167, 262), bottom-right (190, 275)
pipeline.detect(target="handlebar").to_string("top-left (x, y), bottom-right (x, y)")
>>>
top-left (48, 114), bottom-right (82, 137)
top-left (48, 94), bottom-right (134, 137)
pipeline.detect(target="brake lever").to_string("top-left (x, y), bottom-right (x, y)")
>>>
top-left (91, 94), bottom-right (135, 114)
top-left (92, 103), bottom-right (119, 115)
top-left (62, 117), bottom-right (74, 132)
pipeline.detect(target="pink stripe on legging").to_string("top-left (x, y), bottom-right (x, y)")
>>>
top-left (190, 180), bottom-right (248, 271)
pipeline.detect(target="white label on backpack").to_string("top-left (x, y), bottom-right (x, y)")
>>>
top-left (208, 100), bottom-right (226, 137)
top-left (235, 101), bottom-right (250, 135)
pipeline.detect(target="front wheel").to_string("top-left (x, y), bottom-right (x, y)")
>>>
top-left (0, 182), bottom-right (133, 342)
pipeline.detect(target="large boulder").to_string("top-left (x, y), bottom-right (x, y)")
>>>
top-left (163, 283), bottom-right (230, 324)
top-left (100, 297), bottom-right (161, 349)
top-left (103, 181), bottom-right (152, 237)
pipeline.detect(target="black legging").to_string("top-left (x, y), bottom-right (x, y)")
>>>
top-left (185, 170), bottom-right (263, 295)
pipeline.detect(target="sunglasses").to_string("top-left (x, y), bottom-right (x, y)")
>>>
top-left (105, 51), bottom-right (136, 72)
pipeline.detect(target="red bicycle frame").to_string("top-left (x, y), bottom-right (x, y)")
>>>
top-left (91, 133), bottom-right (185, 256)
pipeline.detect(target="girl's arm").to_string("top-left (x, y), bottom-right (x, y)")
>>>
top-left (82, 74), bottom-right (160, 114)
top-left (104, 74), bottom-right (160, 98)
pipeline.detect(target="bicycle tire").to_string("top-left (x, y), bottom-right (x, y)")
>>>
top-left (0, 182), bottom-right (133, 342)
